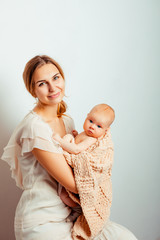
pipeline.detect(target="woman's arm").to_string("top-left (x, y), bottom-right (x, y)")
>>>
top-left (32, 148), bottom-right (78, 193)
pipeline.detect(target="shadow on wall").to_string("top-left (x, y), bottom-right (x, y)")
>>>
top-left (0, 102), bottom-right (22, 240)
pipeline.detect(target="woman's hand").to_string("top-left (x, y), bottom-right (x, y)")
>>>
top-left (32, 148), bottom-right (78, 193)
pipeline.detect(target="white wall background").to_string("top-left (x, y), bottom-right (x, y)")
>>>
top-left (0, 0), bottom-right (159, 239)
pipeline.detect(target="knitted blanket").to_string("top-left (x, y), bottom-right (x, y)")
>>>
top-left (64, 130), bottom-right (114, 240)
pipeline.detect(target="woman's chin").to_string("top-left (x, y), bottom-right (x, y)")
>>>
top-left (48, 98), bottom-right (63, 106)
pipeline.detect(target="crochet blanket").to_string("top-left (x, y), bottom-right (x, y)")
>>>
top-left (64, 130), bottom-right (114, 240)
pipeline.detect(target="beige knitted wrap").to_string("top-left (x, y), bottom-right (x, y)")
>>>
top-left (64, 130), bottom-right (114, 240)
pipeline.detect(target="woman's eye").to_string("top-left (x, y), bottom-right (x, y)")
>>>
top-left (89, 120), bottom-right (93, 123)
top-left (97, 125), bottom-right (101, 128)
top-left (39, 82), bottom-right (46, 87)
top-left (54, 75), bottom-right (59, 80)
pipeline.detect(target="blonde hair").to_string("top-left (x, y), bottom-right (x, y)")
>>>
top-left (23, 55), bottom-right (67, 117)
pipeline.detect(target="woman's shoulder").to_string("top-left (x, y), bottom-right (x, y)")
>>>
top-left (13, 111), bottom-right (52, 142)
top-left (11, 111), bottom-right (74, 141)
top-left (22, 111), bottom-right (50, 128)
top-left (62, 113), bottom-right (75, 134)
top-left (62, 113), bottom-right (74, 124)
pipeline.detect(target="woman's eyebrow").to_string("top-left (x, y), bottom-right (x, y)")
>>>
top-left (35, 80), bottom-right (46, 84)
top-left (35, 73), bottom-right (60, 84)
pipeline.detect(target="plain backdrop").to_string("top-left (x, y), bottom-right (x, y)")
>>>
top-left (0, 1), bottom-right (160, 240)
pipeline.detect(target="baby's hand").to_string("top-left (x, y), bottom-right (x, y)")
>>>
top-left (52, 133), bottom-right (62, 142)
top-left (72, 130), bottom-right (78, 137)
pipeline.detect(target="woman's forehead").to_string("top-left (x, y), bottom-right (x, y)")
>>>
top-left (33, 64), bottom-right (59, 82)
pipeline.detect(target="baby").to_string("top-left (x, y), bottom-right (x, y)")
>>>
top-left (53, 103), bottom-right (115, 209)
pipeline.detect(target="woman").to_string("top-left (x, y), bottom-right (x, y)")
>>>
top-left (1, 55), bottom-right (137, 240)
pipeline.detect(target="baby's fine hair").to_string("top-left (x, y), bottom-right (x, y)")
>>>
top-left (91, 103), bottom-right (115, 127)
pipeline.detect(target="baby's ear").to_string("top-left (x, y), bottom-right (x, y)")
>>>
top-left (105, 126), bottom-right (110, 132)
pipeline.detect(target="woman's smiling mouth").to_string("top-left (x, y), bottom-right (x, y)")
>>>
top-left (48, 92), bottom-right (60, 99)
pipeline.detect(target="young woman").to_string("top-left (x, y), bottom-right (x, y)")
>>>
top-left (1, 55), bottom-right (138, 240)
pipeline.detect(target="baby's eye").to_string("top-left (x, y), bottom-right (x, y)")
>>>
top-left (89, 120), bottom-right (93, 123)
top-left (97, 125), bottom-right (101, 128)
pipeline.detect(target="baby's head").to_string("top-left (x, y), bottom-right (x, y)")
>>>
top-left (83, 104), bottom-right (115, 138)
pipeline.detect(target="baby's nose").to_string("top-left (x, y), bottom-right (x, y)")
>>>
top-left (90, 124), bottom-right (95, 129)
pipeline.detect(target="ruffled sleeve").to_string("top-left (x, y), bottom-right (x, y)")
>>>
top-left (19, 118), bottom-right (63, 155)
top-left (1, 112), bottom-right (64, 189)
top-left (1, 140), bottom-right (23, 189)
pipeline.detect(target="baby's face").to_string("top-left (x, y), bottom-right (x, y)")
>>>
top-left (83, 112), bottom-right (109, 138)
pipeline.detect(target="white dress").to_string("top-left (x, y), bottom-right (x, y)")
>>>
top-left (1, 111), bottom-right (138, 240)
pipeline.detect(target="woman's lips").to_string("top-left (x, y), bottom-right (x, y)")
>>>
top-left (48, 92), bottom-right (60, 99)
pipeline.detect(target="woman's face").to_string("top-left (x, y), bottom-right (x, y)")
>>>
top-left (33, 63), bottom-right (65, 106)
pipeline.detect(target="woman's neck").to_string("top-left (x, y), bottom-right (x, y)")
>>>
top-left (33, 102), bottom-right (59, 121)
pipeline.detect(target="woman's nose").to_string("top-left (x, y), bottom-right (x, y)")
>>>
top-left (48, 83), bottom-right (55, 92)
